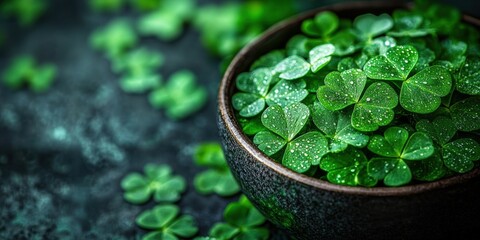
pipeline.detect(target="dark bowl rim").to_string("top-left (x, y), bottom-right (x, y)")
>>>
top-left (218, 0), bottom-right (480, 197)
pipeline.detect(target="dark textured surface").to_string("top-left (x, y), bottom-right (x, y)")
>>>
top-left (218, 2), bottom-right (480, 240)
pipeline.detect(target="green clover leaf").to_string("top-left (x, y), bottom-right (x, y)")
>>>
top-left (136, 204), bottom-right (198, 240)
top-left (232, 68), bottom-right (308, 117)
top-left (434, 39), bottom-right (467, 72)
top-left (1, 0), bottom-right (46, 26)
top-left (301, 11), bottom-right (339, 38)
top-left (353, 13), bottom-right (393, 40)
top-left (311, 101), bottom-right (369, 152)
top-left (250, 50), bottom-right (286, 71)
top-left (362, 36), bottom-right (397, 57)
top-left (254, 103), bottom-right (328, 173)
top-left (309, 44), bottom-right (335, 73)
top-left (450, 97), bottom-right (480, 131)
top-left (89, 0), bottom-right (125, 12)
top-left (412, 46), bottom-right (435, 74)
top-left (121, 164), bottom-right (186, 204)
top-left (407, 151), bottom-right (446, 182)
top-left (119, 74), bottom-right (162, 93)
top-left (210, 195), bottom-right (269, 240)
top-left (112, 48), bottom-right (164, 75)
top-left (456, 57), bottom-right (480, 95)
top-left (274, 55), bottom-right (310, 80)
top-left (320, 147), bottom-right (377, 187)
top-left (388, 10), bottom-right (434, 37)
top-left (400, 65), bottom-right (452, 114)
top-left (149, 70), bottom-right (207, 120)
top-left (363, 45), bottom-right (418, 80)
top-left (317, 69), bottom-right (367, 111)
top-left (416, 116), bottom-right (456, 146)
top-left (352, 82), bottom-right (398, 131)
top-left (367, 127), bottom-right (434, 186)
top-left (90, 19), bottom-right (137, 59)
top-left (238, 116), bottom-right (268, 136)
top-left (443, 139), bottom-right (480, 173)
top-left (2, 55), bottom-right (57, 92)
top-left (193, 143), bottom-right (240, 197)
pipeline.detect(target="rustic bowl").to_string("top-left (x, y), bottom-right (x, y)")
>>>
top-left (218, 1), bottom-right (480, 240)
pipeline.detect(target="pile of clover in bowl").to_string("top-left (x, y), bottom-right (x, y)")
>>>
top-left (232, 3), bottom-right (480, 187)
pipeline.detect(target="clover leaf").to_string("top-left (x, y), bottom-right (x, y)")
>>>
top-left (149, 70), bottom-right (207, 120)
top-left (388, 10), bottom-right (434, 37)
top-left (362, 36), bottom-right (397, 57)
top-left (119, 74), bottom-right (161, 93)
top-left (2, 55), bottom-right (57, 92)
top-left (112, 48), bottom-right (164, 75)
top-left (309, 44), bottom-right (335, 73)
top-left (317, 69), bottom-right (366, 111)
top-left (353, 13), bottom-right (393, 40)
top-left (311, 101), bottom-right (369, 152)
top-left (238, 116), bottom-right (268, 136)
top-left (434, 39), bottom-right (467, 72)
top-left (232, 68), bottom-right (308, 117)
top-left (400, 65), bottom-right (452, 114)
top-left (301, 11), bottom-right (339, 38)
top-left (121, 164), bottom-right (186, 204)
top-left (89, 0), bottom-right (125, 12)
top-left (320, 147), bottom-right (377, 186)
top-left (363, 45), bottom-right (418, 80)
top-left (250, 50), bottom-right (286, 71)
top-left (193, 142), bottom-right (240, 197)
top-left (456, 57), bottom-right (480, 95)
top-left (274, 55), bottom-right (310, 80)
top-left (136, 204), bottom-right (198, 240)
top-left (210, 195), bottom-right (269, 240)
top-left (407, 151), bottom-right (446, 182)
top-left (254, 103), bottom-right (328, 173)
top-left (367, 127), bottom-right (435, 186)
top-left (90, 19), bottom-right (137, 59)
top-left (1, 0), bottom-right (46, 26)
top-left (450, 97), bottom-right (480, 131)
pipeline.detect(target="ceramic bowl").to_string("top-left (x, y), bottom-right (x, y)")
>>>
top-left (218, 1), bottom-right (480, 239)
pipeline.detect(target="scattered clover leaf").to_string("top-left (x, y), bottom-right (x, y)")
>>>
top-left (0, 0), bottom-right (46, 26)
top-left (301, 11), bottom-right (339, 38)
top-left (89, 0), bottom-right (125, 12)
top-left (416, 116), bottom-right (480, 173)
top-left (193, 142), bottom-right (240, 197)
top-left (274, 55), bottom-right (310, 80)
top-left (209, 195), bottom-right (269, 240)
top-left (456, 57), bottom-right (480, 95)
top-left (317, 69), bottom-right (366, 111)
top-left (254, 103), bottom-right (328, 173)
top-left (120, 164), bottom-right (186, 204)
top-left (320, 147), bottom-right (377, 186)
top-left (400, 65), bottom-right (452, 113)
top-left (119, 74), bottom-right (161, 93)
top-left (136, 204), bottom-right (198, 240)
top-left (90, 19), bottom-right (137, 59)
top-left (2, 55), bottom-right (57, 92)
top-left (367, 127), bottom-right (434, 186)
top-left (353, 13), bottom-right (393, 40)
top-left (111, 48), bottom-right (164, 75)
top-left (450, 96), bottom-right (480, 131)
top-left (149, 70), bottom-right (207, 120)
top-left (364, 45), bottom-right (418, 80)
top-left (309, 44), bottom-right (335, 72)
top-left (311, 101), bottom-right (369, 152)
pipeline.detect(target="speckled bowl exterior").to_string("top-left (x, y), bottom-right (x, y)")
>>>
top-left (218, 2), bottom-right (480, 240)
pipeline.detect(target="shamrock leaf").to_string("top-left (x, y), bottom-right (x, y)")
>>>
top-left (388, 10), bottom-right (433, 37)
top-left (301, 11), bottom-right (339, 38)
top-left (362, 36), bottom-right (397, 57)
top-left (121, 164), bottom-right (186, 204)
top-left (232, 68), bottom-right (308, 117)
top-left (89, 0), bottom-right (125, 12)
top-left (456, 57), bottom-right (480, 95)
top-left (416, 116), bottom-right (456, 146)
top-left (0, 0), bottom-right (46, 26)
top-left (119, 74), bottom-right (161, 93)
top-left (238, 116), bottom-right (268, 136)
top-left (193, 143), bottom-right (240, 197)
top-left (137, 204), bottom-right (198, 240)
top-left (254, 103), bottom-right (328, 173)
top-left (112, 48), bottom-right (164, 75)
top-left (2, 55), bottom-right (57, 92)
top-left (90, 19), bottom-right (137, 59)
top-left (309, 44), bottom-right (335, 72)
top-left (320, 147), bottom-right (377, 186)
top-left (352, 82), bottom-right (398, 131)
top-left (210, 195), bottom-right (269, 240)
top-left (274, 56), bottom-right (310, 80)
top-left (434, 39), bottom-right (467, 72)
top-left (149, 70), bottom-right (207, 120)
top-left (363, 45), bottom-right (418, 80)
top-left (367, 127), bottom-right (434, 186)
top-left (450, 97), bottom-right (480, 131)
top-left (353, 13), bottom-right (393, 40)
top-left (250, 50), bottom-right (286, 71)
top-left (407, 151), bottom-right (446, 182)
top-left (311, 101), bottom-right (369, 152)
top-left (317, 69), bottom-right (367, 111)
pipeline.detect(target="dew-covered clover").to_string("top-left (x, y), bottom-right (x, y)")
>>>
top-left (2, 55), bottom-right (57, 92)
top-left (209, 195), bottom-right (269, 240)
top-left (136, 204), bottom-right (198, 240)
top-left (232, 3), bottom-right (480, 187)
top-left (121, 164), bottom-right (186, 204)
top-left (193, 142), bottom-right (240, 197)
